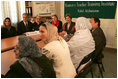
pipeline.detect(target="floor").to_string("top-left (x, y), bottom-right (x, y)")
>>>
top-left (86, 47), bottom-right (117, 78)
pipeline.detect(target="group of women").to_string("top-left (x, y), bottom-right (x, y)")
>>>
top-left (2, 14), bottom-right (95, 78)
top-left (1, 13), bottom-right (76, 40)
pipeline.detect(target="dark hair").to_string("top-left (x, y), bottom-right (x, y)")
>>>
top-left (23, 13), bottom-right (28, 16)
top-left (40, 23), bottom-right (47, 29)
top-left (52, 14), bottom-right (58, 20)
top-left (92, 17), bottom-right (100, 27)
top-left (65, 13), bottom-right (72, 19)
top-left (3, 17), bottom-right (11, 28)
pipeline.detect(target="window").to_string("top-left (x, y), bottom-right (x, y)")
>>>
top-left (0, 1), bottom-right (25, 27)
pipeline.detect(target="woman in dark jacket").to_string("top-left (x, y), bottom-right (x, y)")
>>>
top-left (62, 14), bottom-right (75, 35)
top-left (5, 36), bottom-right (56, 78)
top-left (1, 17), bottom-right (17, 39)
top-left (33, 16), bottom-right (43, 31)
top-left (61, 14), bottom-right (75, 41)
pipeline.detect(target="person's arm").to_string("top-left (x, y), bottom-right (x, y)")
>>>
top-left (17, 23), bottom-right (22, 35)
top-left (42, 48), bottom-right (53, 59)
top-left (32, 23), bottom-right (35, 31)
top-left (29, 22), bottom-right (33, 31)
top-left (93, 30), bottom-right (104, 49)
top-left (92, 29), bottom-right (106, 59)
top-left (101, 30), bottom-right (106, 47)
top-left (71, 26), bottom-right (76, 34)
top-left (1, 28), bottom-right (5, 39)
top-left (70, 22), bottom-right (76, 34)
top-left (62, 23), bottom-right (66, 31)
top-left (58, 21), bottom-right (63, 32)
top-left (12, 27), bottom-right (17, 36)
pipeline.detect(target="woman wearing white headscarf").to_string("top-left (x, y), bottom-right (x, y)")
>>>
top-left (68, 17), bottom-right (95, 69)
top-left (5, 36), bottom-right (56, 78)
top-left (39, 22), bottom-right (76, 78)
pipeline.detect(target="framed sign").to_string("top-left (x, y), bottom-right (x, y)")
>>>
top-left (65, 1), bottom-right (117, 19)
top-left (32, 1), bottom-right (56, 17)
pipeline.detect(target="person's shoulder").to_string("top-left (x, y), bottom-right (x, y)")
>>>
top-left (10, 60), bottom-right (21, 68)
top-left (41, 21), bottom-right (44, 24)
top-left (10, 60), bottom-right (27, 73)
top-left (44, 41), bottom-right (61, 50)
top-left (64, 22), bottom-right (67, 24)
top-left (18, 21), bottom-right (23, 25)
top-left (71, 21), bottom-right (75, 25)
top-left (63, 22), bottom-right (67, 26)
top-left (93, 27), bottom-right (104, 36)
top-left (19, 21), bottom-right (23, 23)
top-left (39, 55), bottom-right (50, 62)
top-left (33, 22), bottom-right (36, 24)
top-left (96, 27), bottom-right (104, 33)
top-left (28, 21), bottom-right (33, 24)
top-left (1, 27), bottom-right (7, 31)
top-left (10, 26), bottom-right (16, 31)
top-left (98, 27), bottom-right (103, 30)
top-left (39, 21), bottom-right (44, 25)
top-left (59, 20), bottom-right (62, 23)
top-left (45, 41), bottom-right (59, 47)
top-left (48, 40), bottom-right (67, 49)
top-left (1, 27), bottom-right (5, 29)
top-left (1, 27), bottom-right (5, 32)
top-left (31, 55), bottom-right (51, 67)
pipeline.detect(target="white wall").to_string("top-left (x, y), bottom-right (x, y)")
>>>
top-left (56, 1), bottom-right (117, 49)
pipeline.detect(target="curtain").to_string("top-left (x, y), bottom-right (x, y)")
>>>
top-left (0, 1), bottom-right (25, 27)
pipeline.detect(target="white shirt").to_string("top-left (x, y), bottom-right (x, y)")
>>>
top-left (42, 40), bottom-right (76, 78)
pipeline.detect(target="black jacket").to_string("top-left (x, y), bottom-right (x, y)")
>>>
top-left (62, 22), bottom-right (75, 34)
top-left (17, 21), bottom-right (33, 35)
top-left (33, 22), bottom-right (44, 31)
top-left (91, 27), bottom-right (106, 60)
top-left (1, 26), bottom-right (17, 39)
top-left (5, 55), bottom-right (56, 78)
top-left (51, 21), bottom-right (63, 33)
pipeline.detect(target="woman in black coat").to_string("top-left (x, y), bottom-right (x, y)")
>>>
top-left (62, 14), bottom-right (75, 35)
top-left (5, 36), bottom-right (56, 78)
top-left (1, 17), bottom-right (17, 39)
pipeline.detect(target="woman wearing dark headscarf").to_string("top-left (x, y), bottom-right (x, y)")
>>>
top-left (5, 36), bottom-right (56, 78)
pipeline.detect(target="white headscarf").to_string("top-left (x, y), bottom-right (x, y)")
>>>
top-left (75, 17), bottom-right (92, 30)
top-left (68, 17), bottom-right (94, 47)
top-left (44, 22), bottom-right (64, 44)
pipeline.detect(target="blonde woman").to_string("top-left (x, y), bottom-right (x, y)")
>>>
top-left (39, 23), bottom-right (76, 78)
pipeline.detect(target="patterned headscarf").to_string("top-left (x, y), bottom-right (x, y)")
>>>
top-left (18, 36), bottom-right (42, 77)
top-left (18, 36), bottom-right (42, 58)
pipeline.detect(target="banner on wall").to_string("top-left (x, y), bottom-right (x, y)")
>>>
top-left (64, 1), bottom-right (117, 19)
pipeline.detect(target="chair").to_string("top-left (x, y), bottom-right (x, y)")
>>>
top-left (92, 47), bottom-right (105, 78)
top-left (1, 74), bottom-right (5, 78)
top-left (75, 51), bottom-right (95, 78)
